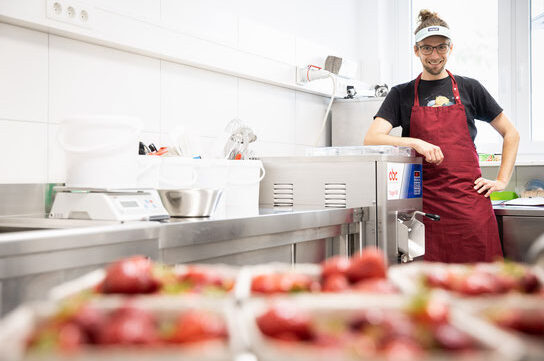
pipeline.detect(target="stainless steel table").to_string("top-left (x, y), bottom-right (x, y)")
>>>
top-left (0, 206), bottom-right (365, 315)
top-left (493, 203), bottom-right (544, 261)
top-left (158, 206), bottom-right (365, 265)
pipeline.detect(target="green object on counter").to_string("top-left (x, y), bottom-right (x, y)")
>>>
top-left (490, 191), bottom-right (518, 201)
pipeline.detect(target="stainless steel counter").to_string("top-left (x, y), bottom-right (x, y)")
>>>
top-left (0, 205), bottom-right (365, 315)
top-left (158, 206), bottom-right (364, 265)
top-left (493, 203), bottom-right (544, 216)
top-left (493, 204), bottom-right (544, 262)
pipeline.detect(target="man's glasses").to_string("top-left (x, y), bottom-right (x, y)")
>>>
top-left (418, 43), bottom-right (451, 55)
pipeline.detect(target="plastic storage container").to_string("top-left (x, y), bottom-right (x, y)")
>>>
top-left (158, 157), bottom-right (197, 189)
top-left (136, 155), bottom-right (161, 189)
top-left (58, 115), bottom-right (142, 189)
top-left (225, 160), bottom-right (265, 218)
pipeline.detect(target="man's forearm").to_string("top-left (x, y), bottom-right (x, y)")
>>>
top-left (364, 133), bottom-right (419, 148)
top-left (496, 131), bottom-right (520, 185)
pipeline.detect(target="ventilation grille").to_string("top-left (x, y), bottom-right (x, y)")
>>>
top-left (325, 183), bottom-right (347, 208)
top-left (273, 183), bottom-right (294, 207)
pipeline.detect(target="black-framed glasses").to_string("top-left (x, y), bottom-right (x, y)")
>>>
top-left (418, 43), bottom-right (451, 55)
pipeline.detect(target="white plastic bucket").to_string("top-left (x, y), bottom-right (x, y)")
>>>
top-left (136, 155), bottom-right (161, 189)
top-left (158, 157), bottom-right (198, 189)
top-left (58, 115), bottom-right (142, 189)
top-left (225, 160), bottom-right (265, 217)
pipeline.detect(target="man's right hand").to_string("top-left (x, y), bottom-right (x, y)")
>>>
top-left (412, 139), bottom-right (444, 165)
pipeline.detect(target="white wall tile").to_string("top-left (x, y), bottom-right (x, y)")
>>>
top-left (238, 79), bottom-right (295, 144)
top-left (295, 37), bottom-right (331, 70)
top-left (0, 120), bottom-right (47, 183)
top-left (197, 135), bottom-right (222, 159)
top-left (294, 144), bottom-right (310, 156)
top-left (49, 35), bottom-right (160, 132)
top-left (161, 61), bottom-right (238, 138)
top-left (0, 23), bottom-right (48, 123)
top-left (140, 131), bottom-right (161, 149)
top-left (238, 17), bottom-right (295, 64)
top-left (91, 0), bottom-right (161, 23)
top-left (235, 0), bottom-right (361, 60)
top-left (253, 141), bottom-right (296, 157)
top-left (47, 123), bottom-right (66, 183)
top-left (161, 0), bottom-right (238, 47)
top-left (295, 91), bottom-right (329, 146)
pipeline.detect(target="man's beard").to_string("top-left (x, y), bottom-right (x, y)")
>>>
top-left (423, 62), bottom-right (446, 76)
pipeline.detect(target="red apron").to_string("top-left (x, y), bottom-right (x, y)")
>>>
top-left (409, 70), bottom-right (502, 263)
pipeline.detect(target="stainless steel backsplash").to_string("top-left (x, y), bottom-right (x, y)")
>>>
top-left (0, 184), bottom-right (61, 217)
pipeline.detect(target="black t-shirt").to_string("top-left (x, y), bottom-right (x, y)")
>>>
top-left (374, 75), bottom-right (503, 141)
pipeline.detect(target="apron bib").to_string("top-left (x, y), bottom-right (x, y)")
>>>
top-left (409, 70), bottom-right (502, 263)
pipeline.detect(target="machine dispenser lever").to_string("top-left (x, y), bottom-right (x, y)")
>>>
top-left (399, 210), bottom-right (440, 222)
top-left (413, 211), bottom-right (440, 221)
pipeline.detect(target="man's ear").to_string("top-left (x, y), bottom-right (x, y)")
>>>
top-left (414, 45), bottom-right (419, 56)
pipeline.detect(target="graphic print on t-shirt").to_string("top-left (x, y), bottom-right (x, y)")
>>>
top-left (425, 95), bottom-right (454, 107)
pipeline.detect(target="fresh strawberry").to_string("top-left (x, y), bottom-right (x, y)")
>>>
top-left (346, 247), bottom-right (387, 283)
top-left (102, 256), bottom-right (160, 294)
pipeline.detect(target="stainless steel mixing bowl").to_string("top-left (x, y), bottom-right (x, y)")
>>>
top-left (157, 188), bottom-right (223, 217)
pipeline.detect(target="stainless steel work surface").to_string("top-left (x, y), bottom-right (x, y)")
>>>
top-left (493, 203), bottom-right (544, 216)
top-left (159, 206), bottom-right (362, 249)
top-left (0, 222), bottom-right (161, 258)
top-left (0, 206), bottom-right (363, 257)
top-left (0, 216), bottom-right (118, 233)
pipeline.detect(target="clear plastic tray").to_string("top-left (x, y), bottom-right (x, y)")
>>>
top-left (234, 263), bottom-right (322, 301)
top-left (388, 261), bottom-right (544, 298)
top-left (241, 294), bottom-right (525, 361)
top-left (0, 297), bottom-right (238, 361)
top-left (305, 145), bottom-right (414, 157)
top-left (456, 294), bottom-right (544, 361)
top-left (234, 263), bottom-right (400, 302)
top-left (48, 263), bottom-right (240, 301)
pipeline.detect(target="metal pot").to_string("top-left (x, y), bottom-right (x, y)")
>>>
top-left (157, 188), bottom-right (223, 217)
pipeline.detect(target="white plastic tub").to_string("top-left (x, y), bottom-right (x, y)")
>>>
top-left (137, 155), bottom-right (161, 189)
top-left (225, 160), bottom-right (265, 217)
top-left (58, 115), bottom-right (142, 189)
top-left (158, 157), bottom-right (197, 189)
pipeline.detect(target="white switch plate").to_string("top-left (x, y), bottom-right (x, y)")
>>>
top-left (46, 0), bottom-right (93, 29)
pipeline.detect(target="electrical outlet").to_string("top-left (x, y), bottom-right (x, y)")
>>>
top-left (46, 0), bottom-right (93, 29)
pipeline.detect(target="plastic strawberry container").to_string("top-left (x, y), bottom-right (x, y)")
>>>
top-left (234, 262), bottom-right (400, 302)
top-left (456, 294), bottom-right (544, 361)
top-left (0, 296), bottom-right (239, 361)
top-left (241, 293), bottom-right (525, 361)
top-left (388, 261), bottom-right (544, 298)
top-left (48, 261), bottom-right (240, 301)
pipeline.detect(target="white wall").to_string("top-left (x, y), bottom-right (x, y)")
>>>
top-left (0, 0), bottom-right (365, 184)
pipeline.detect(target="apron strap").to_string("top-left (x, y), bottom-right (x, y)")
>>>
top-left (413, 70), bottom-right (461, 106)
top-left (446, 70), bottom-right (462, 105)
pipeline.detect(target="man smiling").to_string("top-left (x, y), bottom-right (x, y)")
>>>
top-left (364, 9), bottom-right (519, 263)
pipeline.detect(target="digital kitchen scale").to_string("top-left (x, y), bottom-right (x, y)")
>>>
top-left (49, 187), bottom-right (170, 222)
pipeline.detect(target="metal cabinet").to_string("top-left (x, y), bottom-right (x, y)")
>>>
top-left (501, 216), bottom-right (544, 262)
top-left (495, 205), bottom-right (544, 262)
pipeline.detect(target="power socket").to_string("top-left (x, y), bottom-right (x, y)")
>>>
top-left (46, 0), bottom-right (93, 29)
